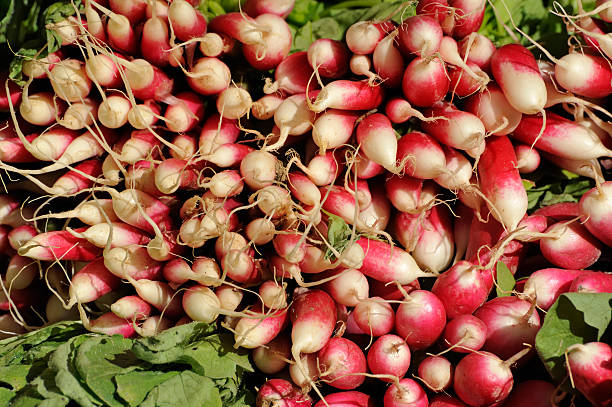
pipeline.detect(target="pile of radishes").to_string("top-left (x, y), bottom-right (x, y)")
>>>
top-left (1, 0), bottom-right (612, 405)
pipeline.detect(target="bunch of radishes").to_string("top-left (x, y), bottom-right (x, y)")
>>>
top-left (1, 0), bottom-right (612, 405)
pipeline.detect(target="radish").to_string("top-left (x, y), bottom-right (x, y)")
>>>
top-left (216, 85), bottom-right (252, 120)
top-left (164, 91), bottom-right (205, 133)
top-left (539, 221), bottom-right (602, 270)
top-left (356, 113), bottom-right (398, 172)
top-left (317, 337), bottom-right (367, 390)
top-left (402, 57), bottom-right (449, 107)
top-left (514, 143), bottom-right (541, 173)
top-left (442, 314), bottom-right (487, 352)
top-left (199, 33), bottom-right (234, 57)
top-left (474, 296), bottom-right (540, 360)
top-left (429, 395), bottom-right (469, 407)
top-left (432, 260), bottom-right (489, 318)
top-left (85, 312), bottom-right (136, 338)
top-left (458, 33), bottom-right (496, 72)
top-left (137, 316), bottom-right (173, 337)
top-left (433, 145), bottom-right (472, 191)
top-left (46, 296), bottom-right (79, 324)
top-left (566, 342), bottom-right (612, 407)
top-left (569, 271), bottom-right (612, 293)
top-left (244, 0), bottom-right (295, 18)
top-left (98, 95), bottom-right (131, 129)
top-left (422, 103), bottom-right (486, 158)
top-left (48, 59), bottom-right (92, 103)
top-left (181, 285), bottom-right (221, 323)
top-left (512, 112), bottom-right (612, 160)
top-left (385, 175), bottom-right (423, 213)
top-left (523, 268), bottom-right (584, 310)
top-left (579, 182), bottom-right (612, 246)
top-left (162, 257), bottom-right (220, 286)
top-left (477, 135), bottom-right (528, 230)
top-left (383, 378), bottom-right (428, 407)
top-left (140, 15), bottom-right (172, 67)
top-left (399, 15), bottom-right (443, 57)
top-left (252, 336), bottom-right (291, 374)
top-left (322, 268), bottom-right (369, 307)
top-left (439, 36), bottom-right (489, 86)
top-left (85, 53), bottom-right (123, 88)
top-left (345, 21), bottom-right (391, 55)
top-left (534, 201), bottom-right (580, 221)
top-left (314, 391), bottom-right (374, 407)
top-left (397, 131), bottom-right (447, 179)
top-left (352, 297), bottom-right (395, 337)
top-left (454, 350), bottom-right (527, 407)
top-left (417, 0), bottom-right (451, 24)
top-left (104, 245), bottom-right (162, 280)
top-left (267, 94), bottom-right (315, 151)
top-left (289, 352), bottom-right (319, 389)
top-left (129, 277), bottom-right (183, 317)
top-left (170, 133), bottom-right (198, 160)
top-left (242, 14), bottom-right (292, 70)
top-left (490, 44), bottom-right (547, 114)
top-left (395, 290), bottom-right (446, 350)
top-left (367, 334), bottom-right (411, 381)
top-left (256, 379), bottom-right (312, 407)
top-left (168, 0), bottom-right (207, 41)
top-left (60, 98), bottom-right (99, 130)
top-left (373, 31), bottom-right (405, 88)
top-left (259, 280), bottom-right (288, 309)
top-left (69, 221), bottom-right (150, 248)
top-left (503, 380), bottom-right (556, 407)
top-left (68, 258), bottom-right (121, 305)
top-left (464, 83), bottom-right (522, 135)
top-left (312, 109), bottom-right (359, 154)
top-left (418, 355), bottom-right (453, 392)
top-left (19, 92), bottom-right (65, 126)
top-left (187, 57), bottom-right (231, 96)
top-left (252, 94), bottom-right (284, 120)
top-left (110, 295), bottom-right (152, 320)
top-left (263, 51), bottom-right (317, 95)
top-left (0, 134), bottom-right (37, 163)
top-left (447, 0), bottom-right (486, 38)
top-left (8, 225), bottom-right (37, 250)
top-left (246, 218), bottom-right (276, 245)
top-left (554, 53), bottom-right (612, 99)
top-left (350, 54), bottom-right (378, 84)
top-left (19, 229), bottom-right (101, 261)
top-left (308, 39), bottom-right (350, 79)
top-left (356, 238), bottom-right (429, 285)
top-left (5, 255), bottom-right (38, 290)
top-left (308, 80), bottom-right (385, 112)
top-left (448, 63), bottom-right (485, 97)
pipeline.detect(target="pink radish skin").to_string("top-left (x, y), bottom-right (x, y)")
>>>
top-left (534, 201), bottom-right (580, 221)
top-left (523, 268), bottom-right (584, 310)
top-left (252, 336), bottom-right (291, 374)
top-left (164, 92), bottom-right (205, 133)
top-left (539, 222), bottom-right (602, 270)
top-left (399, 15), bottom-right (443, 56)
top-left (88, 312), bottom-right (136, 338)
top-left (0, 135), bottom-right (37, 162)
top-left (85, 54), bottom-right (123, 88)
top-left (104, 245), bottom-right (163, 280)
top-left (448, 63), bottom-right (484, 97)
top-left (359, 184), bottom-right (392, 230)
top-left (402, 57), bottom-right (449, 107)
top-left (256, 379), bottom-right (312, 407)
top-left (356, 113), bottom-right (398, 172)
top-left (108, 189), bottom-right (171, 234)
top-left (107, 13), bottom-right (138, 54)
top-left (317, 337), bottom-right (367, 390)
top-left (579, 182), bottom-right (612, 246)
top-left (72, 222), bottom-right (150, 249)
top-left (309, 80), bottom-right (384, 112)
top-left (464, 83), bottom-right (522, 135)
top-left (369, 279), bottom-right (421, 302)
top-left (566, 342), bottom-right (612, 407)
top-left (264, 51), bottom-right (317, 95)
top-left (110, 295), bottom-right (152, 320)
top-left (351, 153), bottom-right (384, 179)
top-left (155, 159), bottom-right (199, 194)
top-left (208, 12), bottom-right (263, 45)
top-left (244, 0), bottom-right (295, 18)
top-left (422, 104), bottom-right (486, 157)
top-left (416, 0), bottom-right (450, 24)
top-left (397, 131), bottom-right (447, 179)
top-left (458, 33), bottom-right (496, 72)
top-left (385, 175), bottom-right (423, 213)
top-left (512, 112), bottom-right (612, 160)
top-left (109, 0), bottom-right (146, 23)
top-left (448, 0), bottom-right (486, 39)
top-left (395, 290), bottom-right (446, 350)
top-left (0, 287), bottom-right (37, 311)
top-left (490, 44), bottom-right (547, 114)
top-left (345, 21), bottom-right (392, 55)
top-left (314, 391), bottom-right (374, 407)
top-left (383, 378), bottom-right (428, 407)
top-left (243, 14), bottom-right (292, 70)
top-left (22, 127), bottom-right (80, 162)
top-left (141, 16), bottom-right (172, 67)
top-left (569, 271), bottom-right (612, 293)
top-left (554, 53), bottom-right (612, 99)
top-left (308, 39), bottom-right (350, 79)
top-left (432, 260), bottom-right (489, 318)
top-left (288, 172), bottom-right (321, 206)
top-left (273, 233), bottom-right (307, 264)
top-left (0, 73), bottom-right (22, 110)
top-left (514, 144), bottom-right (541, 173)
top-left (8, 225), bottom-right (37, 250)
top-left (19, 229), bottom-right (101, 261)
top-left (418, 355), bottom-right (453, 392)
top-left (385, 97), bottom-right (426, 124)
top-left (373, 32), bottom-right (405, 88)
top-left (453, 351), bottom-right (515, 407)
top-left (312, 109), bottom-right (359, 153)
top-left (187, 57), bottom-right (231, 96)
top-left (356, 238), bottom-right (428, 285)
top-left (477, 135), bottom-right (528, 230)
top-left (367, 334), bottom-right (411, 381)
top-left (170, 133), bottom-right (198, 160)
top-left (163, 257), bottom-right (220, 285)
top-left (503, 380), bottom-right (556, 407)
top-left (474, 296), bottom-right (541, 361)
top-left (268, 94), bottom-right (315, 152)
top-left (234, 305), bottom-right (288, 348)
top-left (433, 145), bottom-right (472, 190)
top-left (353, 297), bottom-right (395, 337)
top-left (290, 288), bottom-right (336, 355)
top-left (69, 258), bottom-right (120, 305)
top-left (442, 314), bottom-right (487, 352)
top-left (168, 0), bottom-right (207, 41)
top-left (430, 395), bottom-right (469, 407)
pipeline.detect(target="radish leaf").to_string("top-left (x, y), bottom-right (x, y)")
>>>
top-left (495, 261), bottom-right (515, 297)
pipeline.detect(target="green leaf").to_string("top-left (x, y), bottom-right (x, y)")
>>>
top-left (495, 261), bottom-right (515, 297)
top-left (140, 371), bottom-right (222, 407)
top-left (0, 387), bottom-right (15, 406)
top-left (536, 293), bottom-right (612, 385)
top-left (74, 336), bottom-right (139, 407)
top-left (115, 371), bottom-right (179, 407)
top-left (0, 364), bottom-right (31, 390)
top-left (324, 213), bottom-right (352, 260)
